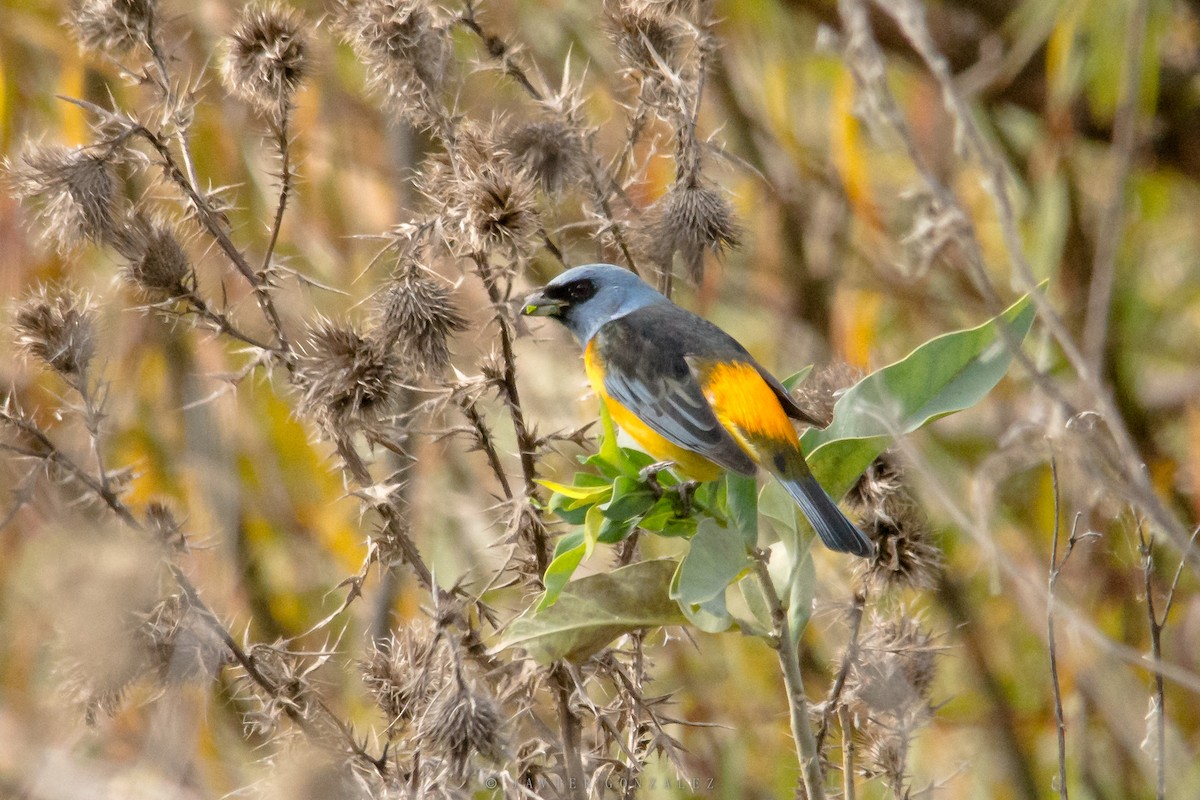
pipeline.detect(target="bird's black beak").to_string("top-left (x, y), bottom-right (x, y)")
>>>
top-left (522, 289), bottom-right (566, 317)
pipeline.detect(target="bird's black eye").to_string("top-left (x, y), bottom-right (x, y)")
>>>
top-left (565, 279), bottom-right (596, 303)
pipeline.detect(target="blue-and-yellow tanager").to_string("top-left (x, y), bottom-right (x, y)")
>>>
top-left (522, 263), bottom-right (873, 557)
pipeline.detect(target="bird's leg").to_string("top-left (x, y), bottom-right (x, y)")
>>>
top-left (672, 480), bottom-right (699, 517)
top-left (638, 460), bottom-right (674, 499)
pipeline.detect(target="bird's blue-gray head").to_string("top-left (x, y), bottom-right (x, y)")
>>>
top-left (522, 264), bottom-right (667, 343)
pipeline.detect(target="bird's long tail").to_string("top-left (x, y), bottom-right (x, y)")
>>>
top-left (775, 470), bottom-right (874, 557)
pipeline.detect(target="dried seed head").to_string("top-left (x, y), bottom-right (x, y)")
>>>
top-left (119, 217), bottom-right (192, 299)
top-left (847, 452), bottom-right (942, 591)
top-left (6, 144), bottom-right (121, 251)
top-left (847, 613), bottom-right (937, 721)
top-left (360, 625), bottom-right (447, 728)
top-left (643, 179), bottom-right (740, 282)
top-left (14, 287), bottom-right (97, 380)
top-left (504, 119), bottom-right (587, 195)
top-left (462, 166), bottom-right (540, 256)
top-left (45, 529), bottom-right (165, 724)
top-left (374, 265), bottom-right (467, 374)
top-left (419, 674), bottom-right (506, 775)
top-left (145, 501), bottom-right (187, 552)
top-left (607, 3), bottom-right (683, 76)
top-left (67, 0), bottom-right (154, 54)
top-left (142, 594), bottom-right (224, 684)
top-left (297, 319), bottom-right (407, 433)
top-left (790, 361), bottom-right (861, 427)
top-left (222, 3), bottom-right (310, 118)
top-left (334, 0), bottom-right (450, 123)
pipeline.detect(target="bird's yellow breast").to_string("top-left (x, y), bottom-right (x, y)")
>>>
top-left (583, 340), bottom-right (724, 481)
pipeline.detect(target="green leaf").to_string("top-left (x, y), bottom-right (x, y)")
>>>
top-left (496, 560), bottom-right (686, 663)
top-left (537, 479), bottom-right (611, 504)
top-left (602, 476), bottom-right (657, 521)
top-left (725, 472), bottom-right (759, 549)
top-left (765, 538), bottom-right (816, 634)
top-left (801, 289), bottom-right (1039, 499)
top-left (676, 588), bottom-right (734, 633)
top-left (780, 365), bottom-right (815, 391)
top-left (671, 519), bottom-right (752, 606)
top-left (538, 505), bottom-right (604, 610)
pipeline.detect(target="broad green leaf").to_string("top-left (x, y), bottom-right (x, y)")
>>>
top-left (548, 492), bottom-right (589, 525)
top-left (602, 476), bottom-right (657, 521)
top-left (676, 587), bottom-right (734, 633)
top-left (801, 290), bottom-right (1039, 499)
top-left (671, 519), bottom-right (752, 606)
top-left (738, 576), bottom-right (773, 636)
top-left (496, 560), bottom-right (686, 663)
top-left (597, 515), bottom-right (636, 544)
top-left (726, 472), bottom-right (759, 549)
top-left (538, 505), bottom-right (604, 610)
top-left (765, 538), bottom-right (816, 634)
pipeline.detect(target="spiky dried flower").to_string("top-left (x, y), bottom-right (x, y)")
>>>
top-left (14, 287), bottom-right (97, 380)
top-left (145, 500), bottom-right (186, 552)
top-left (458, 166), bottom-right (540, 257)
top-left (143, 594), bottom-right (224, 684)
top-left (790, 361), bottom-right (861, 427)
top-left (374, 264), bottom-right (467, 374)
top-left (334, 0), bottom-right (450, 123)
top-left (222, 3), bottom-right (310, 119)
top-left (607, 2), bottom-right (683, 76)
top-left (360, 624), bottom-right (447, 729)
top-left (6, 143), bottom-right (121, 252)
top-left (504, 118), bottom-right (587, 195)
top-left (67, 0), bottom-right (154, 54)
top-left (297, 319), bottom-right (407, 433)
top-left (118, 217), bottom-right (192, 300)
top-left (846, 613), bottom-right (936, 721)
top-left (643, 179), bottom-right (740, 282)
top-left (847, 452), bottom-right (942, 591)
top-left (419, 672), bottom-right (506, 776)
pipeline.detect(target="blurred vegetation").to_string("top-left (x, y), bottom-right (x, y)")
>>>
top-left (2, 0), bottom-right (1200, 798)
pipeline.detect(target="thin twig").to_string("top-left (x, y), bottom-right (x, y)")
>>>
top-left (1048, 455), bottom-right (1085, 800)
top-left (815, 589), bottom-right (867, 754)
top-left (1082, 0), bottom-right (1148, 373)
top-left (838, 704), bottom-right (856, 800)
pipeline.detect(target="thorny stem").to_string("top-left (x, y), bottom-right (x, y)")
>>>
top-left (457, 394), bottom-right (515, 501)
top-left (0, 406), bottom-right (387, 773)
top-left (261, 115), bottom-right (293, 277)
top-left (458, 11), bottom-right (641, 275)
top-left (815, 589), bottom-right (868, 754)
top-left (472, 255), bottom-right (546, 570)
top-left (752, 553), bottom-right (826, 800)
top-left (132, 125), bottom-right (293, 363)
top-left (553, 664), bottom-right (587, 800)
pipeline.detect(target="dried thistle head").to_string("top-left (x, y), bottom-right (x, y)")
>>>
top-left (6, 143), bottom-right (121, 252)
top-left (145, 500), bottom-right (187, 553)
top-left (458, 165), bottom-right (540, 257)
top-left (297, 319), bottom-right (407, 433)
top-left (14, 287), bottom-right (97, 380)
top-left (847, 452), bottom-right (942, 591)
top-left (418, 672), bottom-right (507, 776)
top-left (117, 217), bottom-right (193, 300)
top-left (67, 0), bottom-right (154, 54)
top-left (373, 263), bottom-right (467, 374)
top-left (360, 624), bottom-right (448, 729)
top-left (504, 118), bottom-right (587, 195)
top-left (142, 594), bottom-right (224, 684)
top-left (607, 2), bottom-right (683, 76)
top-left (642, 179), bottom-right (740, 283)
top-left (790, 361), bottom-right (861, 427)
top-left (334, 0), bottom-right (450, 123)
top-left (846, 613), bottom-right (937, 722)
top-left (222, 3), bottom-right (310, 120)
top-left (41, 528), bottom-right (166, 724)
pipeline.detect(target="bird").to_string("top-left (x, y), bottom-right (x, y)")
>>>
top-left (522, 263), bottom-right (873, 557)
